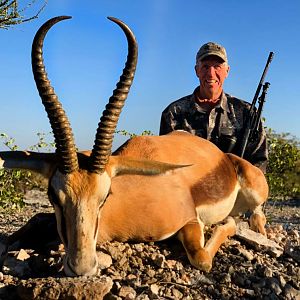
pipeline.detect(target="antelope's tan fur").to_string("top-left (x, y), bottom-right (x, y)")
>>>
top-left (0, 130), bottom-right (269, 275)
top-left (0, 16), bottom-right (269, 277)
top-left (100, 131), bottom-right (268, 269)
top-left (46, 130), bottom-right (267, 275)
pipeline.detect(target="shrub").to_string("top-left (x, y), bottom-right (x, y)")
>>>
top-left (0, 132), bottom-right (52, 209)
top-left (266, 129), bottom-right (300, 199)
top-left (0, 169), bottom-right (30, 208)
top-left (116, 129), bottom-right (153, 138)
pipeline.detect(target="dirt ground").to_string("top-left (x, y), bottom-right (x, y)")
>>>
top-left (0, 190), bottom-right (299, 299)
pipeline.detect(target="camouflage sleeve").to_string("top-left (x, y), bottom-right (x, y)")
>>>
top-left (159, 109), bottom-right (175, 135)
top-left (244, 119), bottom-right (268, 173)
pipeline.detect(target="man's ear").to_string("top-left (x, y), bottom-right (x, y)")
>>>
top-left (195, 64), bottom-right (200, 78)
top-left (225, 65), bottom-right (230, 77)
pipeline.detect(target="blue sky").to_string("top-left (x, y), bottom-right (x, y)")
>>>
top-left (0, 0), bottom-right (299, 151)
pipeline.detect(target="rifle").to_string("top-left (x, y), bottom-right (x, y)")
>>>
top-left (238, 51), bottom-right (274, 158)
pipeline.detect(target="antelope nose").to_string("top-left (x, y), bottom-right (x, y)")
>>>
top-left (64, 255), bottom-right (98, 277)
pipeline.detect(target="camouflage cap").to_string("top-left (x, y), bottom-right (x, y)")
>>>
top-left (196, 42), bottom-right (228, 63)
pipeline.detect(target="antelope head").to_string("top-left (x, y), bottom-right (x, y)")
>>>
top-left (0, 16), bottom-right (184, 276)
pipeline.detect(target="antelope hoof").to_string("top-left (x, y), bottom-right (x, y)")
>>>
top-left (198, 261), bottom-right (212, 273)
top-left (190, 249), bottom-right (213, 272)
top-left (250, 213), bottom-right (267, 235)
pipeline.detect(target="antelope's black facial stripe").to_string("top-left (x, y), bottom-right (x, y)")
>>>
top-left (47, 184), bottom-right (68, 247)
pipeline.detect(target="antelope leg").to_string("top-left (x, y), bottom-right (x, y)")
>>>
top-left (177, 219), bottom-right (213, 272)
top-left (177, 217), bottom-right (236, 272)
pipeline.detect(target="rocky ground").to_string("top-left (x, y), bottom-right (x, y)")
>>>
top-left (0, 190), bottom-right (299, 300)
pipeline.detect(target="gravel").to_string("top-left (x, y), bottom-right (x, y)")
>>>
top-left (0, 190), bottom-right (299, 299)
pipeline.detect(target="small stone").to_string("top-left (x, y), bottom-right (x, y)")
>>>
top-left (17, 276), bottom-right (113, 299)
top-left (118, 244), bottom-right (126, 252)
top-left (118, 256), bottom-right (127, 267)
top-left (239, 248), bottom-right (254, 261)
top-left (191, 273), bottom-right (213, 285)
top-left (151, 253), bottom-right (167, 268)
top-left (115, 281), bottom-right (122, 290)
top-left (136, 295), bottom-right (150, 300)
top-left (172, 288), bottom-right (183, 299)
top-left (97, 251), bottom-right (112, 269)
top-left (278, 275), bottom-right (286, 288)
top-left (263, 266), bottom-right (273, 277)
top-left (220, 273), bottom-right (231, 284)
top-left (150, 284), bottom-right (160, 295)
top-left (107, 245), bottom-right (123, 260)
top-left (58, 243), bottom-right (65, 252)
top-left (118, 285), bottom-right (136, 299)
top-left (180, 273), bottom-right (191, 285)
top-left (146, 269), bottom-right (156, 278)
top-left (236, 222), bottom-right (284, 257)
top-left (244, 289), bottom-right (255, 296)
top-left (166, 259), bottom-right (177, 269)
top-left (164, 288), bottom-right (173, 298)
top-left (16, 249), bottom-right (30, 261)
top-left (134, 244), bottom-right (144, 253)
top-left (126, 274), bottom-right (136, 280)
top-left (288, 229), bottom-right (299, 239)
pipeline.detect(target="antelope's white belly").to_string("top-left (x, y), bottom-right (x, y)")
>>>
top-left (196, 184), bottom-right (240, 225)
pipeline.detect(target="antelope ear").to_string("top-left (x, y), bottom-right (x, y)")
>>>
top-left (106, 156), bottom-right (191, 178)
top-left (0, 151), bottom-right (58, 179)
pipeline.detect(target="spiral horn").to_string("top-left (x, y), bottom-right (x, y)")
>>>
top-left (89, 17), bottom-right (138, 174)
top-left (31, 16), bottom-right (79, 174)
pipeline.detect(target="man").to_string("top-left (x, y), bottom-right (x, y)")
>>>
top-left (159, 42), bottom-right (268, 172)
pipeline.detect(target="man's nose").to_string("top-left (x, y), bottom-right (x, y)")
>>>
top-left (207, 66), bottom-right (216, 76)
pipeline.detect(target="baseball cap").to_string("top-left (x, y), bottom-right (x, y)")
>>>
top-left (196, 42), bottom-right (228, 63)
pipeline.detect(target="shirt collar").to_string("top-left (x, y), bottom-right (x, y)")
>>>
top-left (191, 87), bottom-right (230, 113)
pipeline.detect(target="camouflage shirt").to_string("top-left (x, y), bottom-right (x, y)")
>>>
top-left (159, 87), bottom-right (268, 172)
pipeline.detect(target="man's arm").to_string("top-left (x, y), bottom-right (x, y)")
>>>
top-left (159, 109), bottom-right (175, 135)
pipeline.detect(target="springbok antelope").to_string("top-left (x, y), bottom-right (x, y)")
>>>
top-left (0, 16), bottom-right (268, 277)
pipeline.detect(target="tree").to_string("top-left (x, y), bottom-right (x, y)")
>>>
top-left (0, 0), bottom-right (47, 29)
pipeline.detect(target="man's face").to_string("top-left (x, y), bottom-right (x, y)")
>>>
top-left (195, 56), bottom-right (230, 100)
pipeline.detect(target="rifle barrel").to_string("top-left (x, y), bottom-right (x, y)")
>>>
top-left (239, 52), bottom-right (274, 158)
top-left (250, 51), bottom-right (274, 111)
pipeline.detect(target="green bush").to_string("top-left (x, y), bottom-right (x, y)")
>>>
top-left (0, 169), bottom-right (31, 209)
top-left (116, 129), bottom-right (154, 138)
top-left (0, 132), bottom-right (52, 209)
top-left (266, 129), bottom-right (300, 199)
